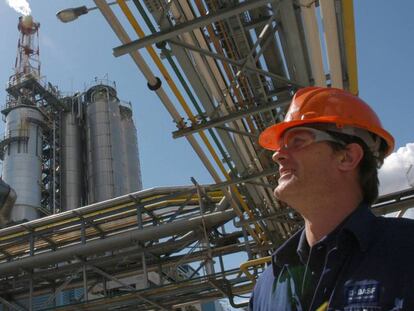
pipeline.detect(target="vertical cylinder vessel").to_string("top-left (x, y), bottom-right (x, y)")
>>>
top-left (61, 98), bottom-right (83, 210)
top-left (120, 104), bottom-right (142, 192)
top-left (2, 106), bottom-right (43, 222)
top-left (85, 84), bottom-right (125, 203)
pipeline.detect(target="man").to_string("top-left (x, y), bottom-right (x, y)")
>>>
top-left (250, 87), bottom-right (414, 311)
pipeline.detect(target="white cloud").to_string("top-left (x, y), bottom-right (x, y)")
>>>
top-left (378, 143), bottom-right (414, 218)
top-left (379, 143), bottom-right (414, 195)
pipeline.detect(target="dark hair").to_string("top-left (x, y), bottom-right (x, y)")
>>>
top-left (327, 132), bottom-right (380, 205)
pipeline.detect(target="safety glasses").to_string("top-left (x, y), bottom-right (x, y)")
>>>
top-left (276, 127), bottom-right (345, 152)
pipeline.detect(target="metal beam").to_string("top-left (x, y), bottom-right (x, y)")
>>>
top-left (166, 191), bottom-right (197, 223)
top-left (44, 268), bottom-right (82, 306)
top-left (372, 189), bottom-right (414, 216)
top-left (215, 126), bottom-right (258, 139)
top-left (237, 15), bottom-right (276, 70)
top-left (234, 210), bottom-right (295, 227)
top-left (275, 0), bottom-right (310, 85)
top-left (113, 0), bottom-right (275, 55)
top-left (0, 247), bottom-right (12, 258)
top-left (0, 297), bottom-right (26, 311)
top-left (167, 39), bottom-right (300, 86)
top-left (72, 210), bottom-right (106, 238)
top-left (172, 99), bottom-right (289, 138)
top-left (129, 195), bottom-right (160, 224)
top-left (88, 264), bottom-right (167, 311)
top-left (209, 168), bottom-right (277, 191)
top-left (243, 15), bottom-right (273, 31)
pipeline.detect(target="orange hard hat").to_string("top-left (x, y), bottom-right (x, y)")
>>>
top-left (259, 87), bottom-right (394, 157)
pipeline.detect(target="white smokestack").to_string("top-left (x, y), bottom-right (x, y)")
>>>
top-left (6, 0), bottom-right (31, 16)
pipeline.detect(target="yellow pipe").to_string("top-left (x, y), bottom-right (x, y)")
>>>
top-left (240, 256), bottom-right (271, 283)
top-left (116, 0), bottom-right (196, 122)
top-left (117, 1), bottom-right (267, 243)
top-left (342, 0), bottom-right (358, 95)
top-left (316, 302), bottom-right (329, 311)
top-left (116, 1), bottom-right (230, 180)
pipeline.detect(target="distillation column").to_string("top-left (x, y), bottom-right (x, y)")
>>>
top-left (2, 107), bottom-right (44, 221)
top-left (85, 84), bottom-right (126, 203)
top-left (61, 97), bottom-right (83, 210)
top-left (120, 104), bottom-right (142, 192)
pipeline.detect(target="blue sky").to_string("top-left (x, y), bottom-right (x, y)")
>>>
top-left (0, 0), bottom-right (413, 190)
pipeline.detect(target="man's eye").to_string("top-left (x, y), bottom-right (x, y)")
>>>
top-left (289, 136), bottom-right (308, 147)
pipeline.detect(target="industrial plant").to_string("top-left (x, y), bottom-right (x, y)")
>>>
top-left (1, 15), bottom-right (142, 224)
top-left (0, 1), bottom-right (412, 311)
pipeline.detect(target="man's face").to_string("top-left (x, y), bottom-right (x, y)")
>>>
top-left (271, 128), bottom-right (341, 206)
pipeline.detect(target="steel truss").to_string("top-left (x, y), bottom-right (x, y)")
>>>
top-left (0, 185), bottom-right (274, 310)
top-left (101, 0), bottom-right (358, 248)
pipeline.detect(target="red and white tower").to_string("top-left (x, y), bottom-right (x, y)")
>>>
top-left (11, 15), bottom-right (40, 85)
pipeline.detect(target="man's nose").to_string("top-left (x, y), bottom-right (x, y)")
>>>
top-left (272, 147), bottom-right (288, 163)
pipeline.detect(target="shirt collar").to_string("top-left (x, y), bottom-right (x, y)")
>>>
top-left (271, 203), bottom-right (378, 275)
top-left (272, 227), bottom-right (303, 271)
top-left (296, 229), bottom-right (309, 264)
top-left (340, 202), bottom-right (378, 252)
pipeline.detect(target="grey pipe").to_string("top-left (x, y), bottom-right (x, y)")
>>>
top-left (0, 209), bottom-right (235, 276)
top-left (0, 186), bottom-right (203, 236)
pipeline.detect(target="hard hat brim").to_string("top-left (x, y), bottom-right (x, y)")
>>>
top-left (259, 117), bottom-right (395, 156)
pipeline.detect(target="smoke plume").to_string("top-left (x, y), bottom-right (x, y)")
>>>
top-left (6, 0), bottom-right (31, 15)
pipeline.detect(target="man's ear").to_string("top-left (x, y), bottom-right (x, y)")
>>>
top-left (337, 143), bottom-right (364, 171)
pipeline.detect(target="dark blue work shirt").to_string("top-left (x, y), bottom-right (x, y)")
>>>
top-left (250, 204), bottom-right (414, 311)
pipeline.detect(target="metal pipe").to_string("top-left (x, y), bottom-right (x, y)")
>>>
top-left (172, 99), bottom-right (289, 138)
top-left (116, 0), bottom-right (235, 185)
top-left (341, 0), bottom-right (358, 94)
top-left (99, 0), bottom-right (265, 243)
top-left (0, 186), bottom-right (206, 236)
top-left (176, 0), bottom-right (281, 219)
top-left (132, 0), bottom-right (240, 175)
top-left (190, 0), bottom-right (287, 235)
top-left (170, 0), bottom-right (252, 170)
top-left (168, 38), bottom-right (299, 86)
top-left (170, 0), bottom-right (268, 241)
top-left (29, 277), bottom-right (33, 311)
top-left (0, 209), bottom-right (235, 276)
top-left (9, 240), bottom-right (255, 302)
top-left (44, 268), bottom-right (81, 306)
top-left (87, 265), bottom-right (168, 310)
top-left (113, 0), bottom-right (275, 55)
top-left (320, 0), bottom-right (343, 88)
top-left (94, 0), bottom-right (223, 184)
top-left (52, 120), bottom-right (57, 214)
top-left (300, 0), bottom-right (325, 86)
top-left (83, 264), bottom-right (88, 302)
top-left (0, 297), bottom-right (25, 311)
top-left (239, 256), bottom-right (271, 284)
top-left (136, 203), bottom-right (148, 288)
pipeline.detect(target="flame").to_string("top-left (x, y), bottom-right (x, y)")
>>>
top-left (6, 0), bottom-right (31, 15)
